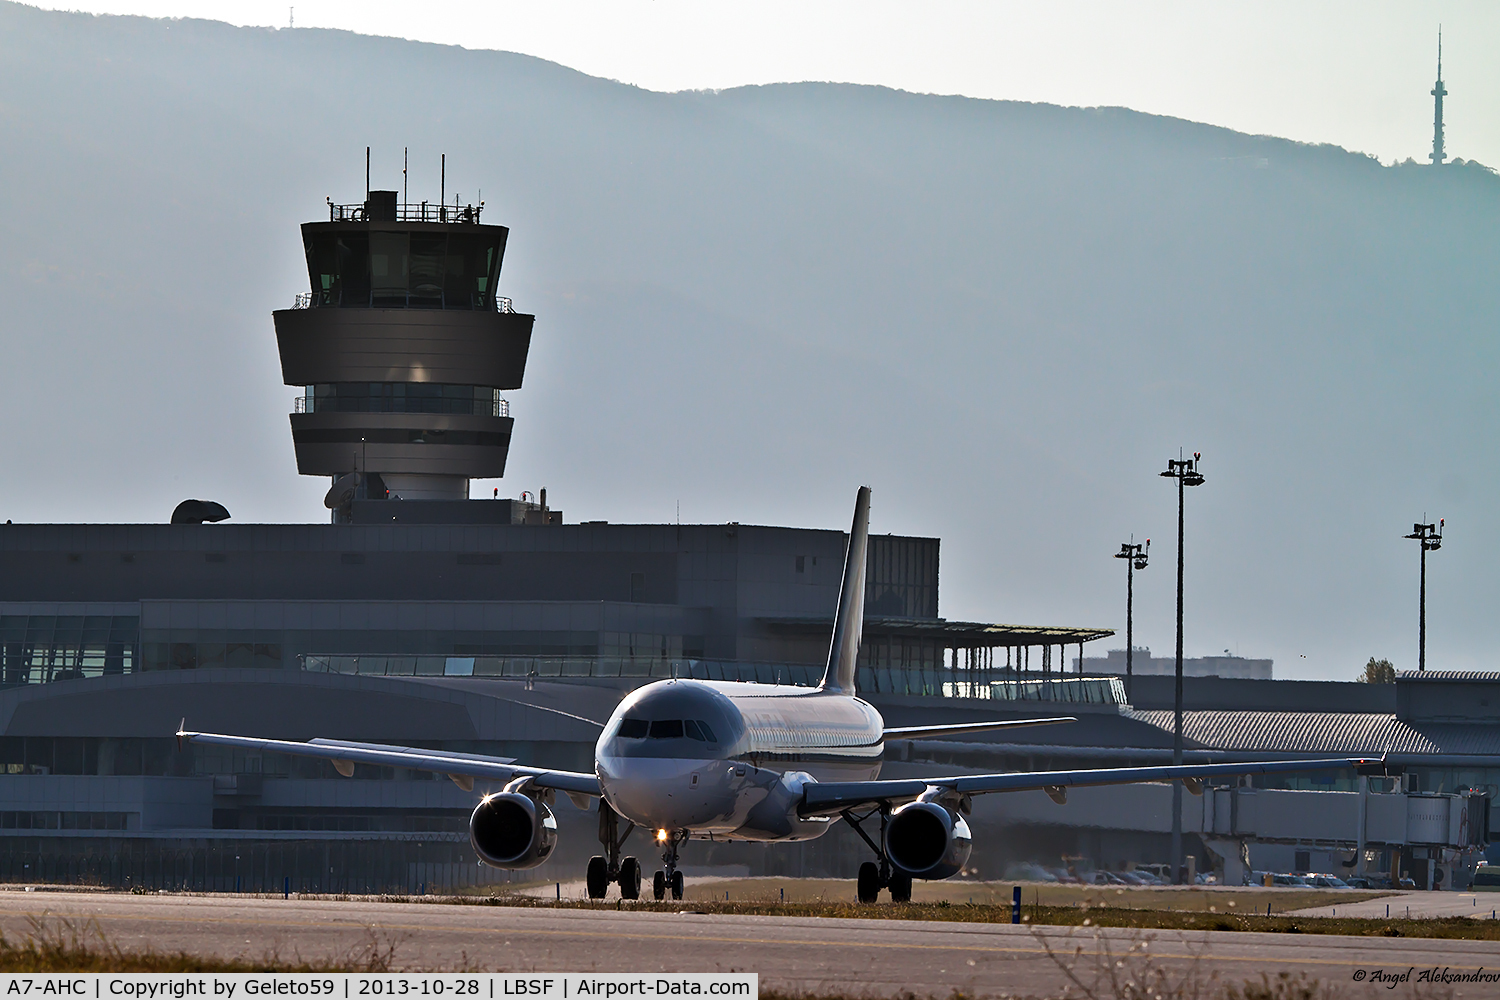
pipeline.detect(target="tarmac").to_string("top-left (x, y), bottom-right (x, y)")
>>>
top-left (1288, 889), bottom-right (1500, 920)
top-left (0, 890), bottom-right (1496, 996)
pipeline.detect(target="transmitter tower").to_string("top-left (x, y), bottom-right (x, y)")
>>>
top-left (273, 185), bottom-right (534, 521)
top-left (1430, 31), bottom-right (1448, 165)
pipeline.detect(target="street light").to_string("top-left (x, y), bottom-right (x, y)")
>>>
top-left (1403, 519), bottom-right (1443, 673)
top-left (1160, 452), bottom-right (1205, 885)
top-left (1113, 539), bottom-right (1150, 702)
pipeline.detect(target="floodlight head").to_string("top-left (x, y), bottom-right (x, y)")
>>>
top-left (1184, 471), bottom-right (1205, 487)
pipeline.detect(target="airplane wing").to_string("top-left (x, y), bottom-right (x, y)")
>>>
top-left (800, 757), bottom-right (1373, 815)
top-left (881, 717), bottom-right (1076, 741)
top-left (179, 729), bottom-right (601, 797)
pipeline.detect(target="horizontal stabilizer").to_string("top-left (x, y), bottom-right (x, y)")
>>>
top-left (882, 717), bottom-right (1076, 741)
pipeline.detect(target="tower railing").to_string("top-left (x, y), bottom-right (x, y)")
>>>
top-left (293, 395), bottom-right (510, 417)
top-left (328, 201), bottom-right (484, 224)
top-left (288, 291), bottom-right (514, 312)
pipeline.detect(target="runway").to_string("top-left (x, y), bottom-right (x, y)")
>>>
top-left (0, 890), bottom-right (1494, 998)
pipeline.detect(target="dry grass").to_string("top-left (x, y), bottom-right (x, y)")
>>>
top-left (0, 915), bottom-right (406, 972)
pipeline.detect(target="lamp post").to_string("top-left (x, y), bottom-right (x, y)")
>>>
top-left (1160, 453), bottom-right (1205, 884)
top-left (1113, 539), bottom-right (1150, 702)
top-left (1403, 519), bottom-right (1443, 672)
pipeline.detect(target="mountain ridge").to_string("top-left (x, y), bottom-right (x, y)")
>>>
top-left (0, 2), bottom-right (1496, 678)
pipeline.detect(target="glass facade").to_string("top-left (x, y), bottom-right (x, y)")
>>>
top-left (0, 616), bottom-right (138, 684)
top-left (303, 230), bottom-right (504, 310)
top-left (0, 812), bottom-right (128, 831)
top-left (865, 537), bottom-right (939, 618)
top-left (304, 383), bottom-right (505, 417)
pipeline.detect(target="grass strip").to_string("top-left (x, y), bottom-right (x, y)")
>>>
top-left (412, 893), bottom-right (1500, 940)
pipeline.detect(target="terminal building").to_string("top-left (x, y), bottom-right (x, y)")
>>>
top-left (0, 185), bottom-right (1492, 894)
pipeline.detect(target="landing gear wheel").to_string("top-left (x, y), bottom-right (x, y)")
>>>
top-left (888, 871), bottom-right (913, 903)
top-left (653, 869), bottom-right (667, 901)
top-left (619, 857), bottom-right (642, 900)
top-left (586, 856), bottom-right (609, 899)
top-left (670, 869), bottom-right (684, 901)
top-left (857, 861), bottom-right (880, 903)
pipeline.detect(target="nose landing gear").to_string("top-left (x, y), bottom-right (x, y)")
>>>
top-left (653, 830), bottom-right (686, 900)
top-left (843, 806), bottom-right (913, 903)
top-left (588, 801), bottom-right (642, 900)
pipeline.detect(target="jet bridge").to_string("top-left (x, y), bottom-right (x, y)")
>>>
top-left (1201, 777), bottom-right (1490, 889)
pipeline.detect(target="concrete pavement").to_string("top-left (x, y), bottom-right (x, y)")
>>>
top-left (0, 891), bottom-right (1492, 997)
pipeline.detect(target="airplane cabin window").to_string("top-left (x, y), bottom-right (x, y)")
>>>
top-left (617, 718), bottom-right (648, 739)
top-left (649, 719), bottom-right (684, 739)
top-left (684, 720), bottom-right (705, 741)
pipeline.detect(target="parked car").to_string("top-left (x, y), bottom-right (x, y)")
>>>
top-left (1307, 874), bottom-right (1350, 888)
top-left (1272, 873), bottom-right (1312, 887)
top-left (1473, 864), bottom-right (1500, 892)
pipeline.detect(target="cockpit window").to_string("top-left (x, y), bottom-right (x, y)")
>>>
top-left (617, 718), bottom-right (648, 739)
top-left (649, 719), bottom-right (684, 739)
top-left (684, 720), bottom-right (704, 741)
top-left (697, 721), bottom-right (718, 743)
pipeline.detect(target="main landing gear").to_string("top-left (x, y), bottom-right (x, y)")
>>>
top-left (842, 806), bottom-right (912, 903)
top-left (587, 801), bottom-right (642, 899)
top-left (653, 830), bottom-right (686, 901)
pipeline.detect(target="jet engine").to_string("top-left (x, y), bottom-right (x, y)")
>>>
top-left (469, 789), bottom-right (557, 870)
top-left (884, 799), bottom-right (972, 880)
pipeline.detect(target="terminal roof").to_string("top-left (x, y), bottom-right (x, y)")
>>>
top-left (760, 616), bottom-right (1114, 648)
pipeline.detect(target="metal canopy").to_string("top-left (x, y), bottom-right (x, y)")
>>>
top-left (759, 616), bottom-right (1114, 648)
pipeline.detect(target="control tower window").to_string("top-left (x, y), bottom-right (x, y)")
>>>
top-left (444, 234), bottom-right (502, 308)
top-left (302, 229), bottom-right (504, 309)
top-left (369, 232), bottom-right (410, 307)
top-left (306, 384), bottom-right (505, 417)
top-left (409, 234), bottom-right (447, 307)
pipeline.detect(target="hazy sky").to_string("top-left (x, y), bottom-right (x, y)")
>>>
top-left (34, 1), bottom-right (1500, 169)
top-left (3, 3), bottom-right (1496, 679)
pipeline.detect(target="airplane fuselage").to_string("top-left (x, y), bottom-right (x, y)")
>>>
top-left (595, 678), bottom-right (884, 842)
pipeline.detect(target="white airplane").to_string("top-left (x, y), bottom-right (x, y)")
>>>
top-left (181, 487), bottom-right (1369, 902)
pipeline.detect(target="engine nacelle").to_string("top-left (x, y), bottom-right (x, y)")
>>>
top-left (469, 792), bottom-right (558, 870)
top-left (884, 800), bottom-right (972, 880)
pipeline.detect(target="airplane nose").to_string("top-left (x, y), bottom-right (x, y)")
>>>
top-left (601, 756), bottom-right (736, 830)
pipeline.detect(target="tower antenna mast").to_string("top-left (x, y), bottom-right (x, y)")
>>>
top-left (1430, 27), bottom-right (1448, 165)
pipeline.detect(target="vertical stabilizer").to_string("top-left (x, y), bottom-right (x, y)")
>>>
top-left (820, 486), bottom-right (871, 694)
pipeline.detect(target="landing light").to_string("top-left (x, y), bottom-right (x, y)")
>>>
top-left (656, 828), bottom-right (668, 843)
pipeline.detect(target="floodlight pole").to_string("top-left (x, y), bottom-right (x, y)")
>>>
top-left (1403, 520), bottom-right (1443, 672)
top-left (1160, 453), bottom-right (1204, 885)
top-left (1114, 540), bottom-right (1149, 701)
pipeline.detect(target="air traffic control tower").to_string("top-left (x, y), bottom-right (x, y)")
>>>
top-left (272, 188), bottom-right (534, 521)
